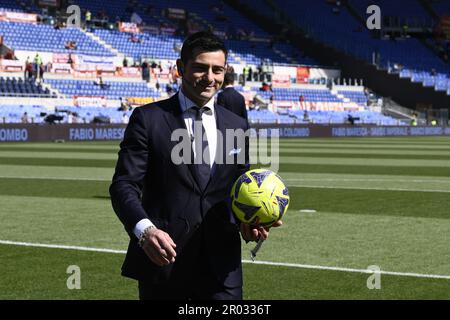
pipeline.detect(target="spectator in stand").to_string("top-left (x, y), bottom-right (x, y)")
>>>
top-left (34, 53), bottom-right (42, 67)
top-left (242, 65), bottom-right (249, 84)
top-left (123, 57), bottom-right (128, 67)
top-left (21, 112), bottom-right (29, 124)
top-left (118, 98), bottom-right (128, 111)
top-left (68, 112), bottom-right (79, 124)
top-left (65, 41), bottom-right (77, 50)
top-left (24, 57), bottom-right (32, 79)
top-left (85, 10), bottom-right (92, 29)
top-left (130, 33), bottom-right (141, 43)
top-left (67, 54), bottom-right (73, 66)
top-left (141, 60), bottom-right (150, 82)
top-left (303, 110), bottom-right (309, 122)
top-left (94, 76), bottom-right (109, 89)
top-left (260, 82), bottom-right (270, 92)
top-left (32, 62), bottom-right (38, 79)
top-left (247, 67), bottom-right (252, 82)
top-left (39, 63), bottom-right (45, 82)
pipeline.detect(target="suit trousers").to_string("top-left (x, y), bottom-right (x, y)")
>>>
top-left (138, 224), bottom-right (242, 300)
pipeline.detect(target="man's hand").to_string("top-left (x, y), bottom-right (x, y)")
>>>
top-left (240, 220), bottom-right (283, 242)
top-left (141, 227), bottom-right (177, 267)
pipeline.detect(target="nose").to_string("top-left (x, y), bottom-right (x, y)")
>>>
top-left (203, 68), bottom-right (214, 83)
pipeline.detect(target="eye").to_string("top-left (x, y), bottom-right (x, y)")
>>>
top-left (213, 67), bottom-right (225, 74)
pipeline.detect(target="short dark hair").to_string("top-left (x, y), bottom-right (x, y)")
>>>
top-left (223, 72), bottom-right (235, 86)
top-left (180, 31), bottom-right (227, 64)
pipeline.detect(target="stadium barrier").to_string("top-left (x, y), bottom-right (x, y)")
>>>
top-left (1, 124), bottom-right (450, 142)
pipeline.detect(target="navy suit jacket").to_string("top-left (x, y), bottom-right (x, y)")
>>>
top-left (110, 93), bottom-right (250, 288)
top-left (217, 87), bottom-right (248, 121)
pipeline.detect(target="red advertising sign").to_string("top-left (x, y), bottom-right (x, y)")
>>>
top-left (0, 11), bottom-right (37, 23)
top-left (74, 96), bottom-right (107, 107)
top-left (52, 63), bottom-right (72, 74)
top-left (119, 67), bottom-right (141, 78)
top-left (0, 59), bottom-right (23, 72)
top-left (119, 22), bottom-right (140, 33)
top-left (272, 74), bottom-right (290, 87)
top-left (296, 67), bottom-right (310, 84)
top-left (53, 53), bottom-right (71, 63)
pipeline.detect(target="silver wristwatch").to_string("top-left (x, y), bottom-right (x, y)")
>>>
top-left (138, 225), bottom-right (156, 248)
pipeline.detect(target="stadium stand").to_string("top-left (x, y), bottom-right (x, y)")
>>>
top-left (248, 0), bottom-right (450, 99)
top-left (0, 0), bottom-right (412, 125)
top-left (0, 21), bottom-right (114, 56)
top-left (45, 79), bottom-right (161, 100)
top-left (0, 104), bottom-right (48, 123)
top-left (0, 76), bottom-right (55, 97)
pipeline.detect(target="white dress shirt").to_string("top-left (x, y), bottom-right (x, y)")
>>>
top-left (133, 89), bottom-right (217, 239)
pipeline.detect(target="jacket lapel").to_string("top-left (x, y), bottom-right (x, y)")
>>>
top-left (162, 94), bottom-right (201, 193)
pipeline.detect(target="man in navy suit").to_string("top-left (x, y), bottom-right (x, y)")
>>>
top-left (217, 72), bottom-right (248, 121)
top-left (110, 31), bottom-right (279, 300)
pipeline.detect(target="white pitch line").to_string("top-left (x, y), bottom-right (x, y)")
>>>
top-left (286, 178), bottom-right (450, 184)
top-left (2, 173), bottom-right (450, 185)
top-left (0, 175), bottom-right (111, 182)
top-left (1, 240), bottom-right (449, 280)
top-left (0, 240), bottom-right (126, 254)
top-left (287, 184), bottom-right (450, 193)
top-left (241, 260), bottom-right (450, 280)
top-left (2, 175), bottom-right (450, 191)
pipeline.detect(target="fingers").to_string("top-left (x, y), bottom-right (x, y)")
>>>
top-left (240, 223), bottom-right (260, 242)
top-left (159, 234), bottom-right (177, 263)
top-left (272, 220), bottom-right (283, 227)
top-left (262, 220), bottom-right (283, 232)
top-left (143, 229), bottom-right (177, 266)
top-left (240, 219), bottom-right (284, 242)
top-left (145, 246), bottom-right (171, 266)
top-left (258, 226), bottom-right (269, 240)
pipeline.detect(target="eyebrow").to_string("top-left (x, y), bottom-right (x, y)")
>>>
top-left (191, 62), bottom-right (225, 70)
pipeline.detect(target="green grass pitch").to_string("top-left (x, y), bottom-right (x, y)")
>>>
top-left (0, 137), bottom-right (449, 299)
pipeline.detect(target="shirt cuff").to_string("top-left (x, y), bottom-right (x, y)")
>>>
top-left (133, 219), bottom-right (155, 239)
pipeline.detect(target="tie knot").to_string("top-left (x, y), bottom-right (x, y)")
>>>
top-left (191, 106), bottom-right (212, 119)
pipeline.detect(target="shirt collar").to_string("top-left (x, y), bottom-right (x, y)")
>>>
top-left (178, 89), bottom-right (215, 115)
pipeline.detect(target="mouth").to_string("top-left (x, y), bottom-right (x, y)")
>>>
top-left (200, 84), bottom-right (216, 91)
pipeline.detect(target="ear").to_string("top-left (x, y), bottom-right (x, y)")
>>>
top-left (176, 59), bottom-right (184, 76)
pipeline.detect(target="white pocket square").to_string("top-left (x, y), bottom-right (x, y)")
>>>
top-left (229, 148), bottom-right (241, 155)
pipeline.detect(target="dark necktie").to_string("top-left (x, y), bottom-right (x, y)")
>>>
top-left (192, 106), bottom-right (212, 191)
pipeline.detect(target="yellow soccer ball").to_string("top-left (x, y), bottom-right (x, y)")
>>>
top-left (230, 169), bottom-right (289, 227)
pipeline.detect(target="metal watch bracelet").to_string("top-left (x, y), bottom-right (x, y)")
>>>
top-left (138, 225), bottom-right (156, 248)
